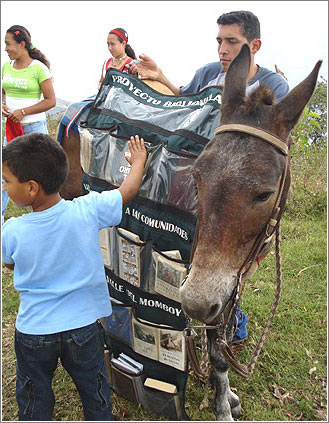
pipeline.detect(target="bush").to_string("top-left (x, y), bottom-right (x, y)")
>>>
top-left (286, 146), bottom-right (327, 218)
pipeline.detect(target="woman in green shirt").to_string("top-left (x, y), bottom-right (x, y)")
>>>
top-left (2, 25), bottom-right (56, 135)
top-left (2, 25), bottom-right (56, 223)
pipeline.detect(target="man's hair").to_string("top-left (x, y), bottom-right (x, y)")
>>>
top-left (2, 133), bottom-right (69, 195)
top-left (217, 11), bottom-right (261, 42)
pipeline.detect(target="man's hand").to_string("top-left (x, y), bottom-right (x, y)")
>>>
top-left (126, 54), bottom-right (161, 81)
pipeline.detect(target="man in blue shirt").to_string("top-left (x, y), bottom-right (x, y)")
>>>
top-left (128, 10), bottom-right (289, 101)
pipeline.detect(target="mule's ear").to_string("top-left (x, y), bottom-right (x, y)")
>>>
top-left (221, 44), bottom-right (250, 109)
top-left (272, 60), bottom-right (322, 133)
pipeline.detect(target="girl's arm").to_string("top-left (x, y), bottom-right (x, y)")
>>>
top-left (8, 78), bottom-right (56, 122)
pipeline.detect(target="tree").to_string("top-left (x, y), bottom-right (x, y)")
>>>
top-left (292, 77), bottom-right (327, 149)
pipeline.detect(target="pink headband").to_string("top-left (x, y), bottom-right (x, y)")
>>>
top-left (110, 29), bottom-right (127, 43)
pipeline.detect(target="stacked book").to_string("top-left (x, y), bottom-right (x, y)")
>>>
top-left (111, 353), bottom-right (143, 375)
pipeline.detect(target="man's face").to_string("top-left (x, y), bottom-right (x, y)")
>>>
top-left (216, 23), bottom-right (250, 72)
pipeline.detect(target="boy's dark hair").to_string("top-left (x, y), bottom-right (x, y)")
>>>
top-left (2, 133), bottom-right (69, 195)
top-left (217, 11), bottom-right (261, 42)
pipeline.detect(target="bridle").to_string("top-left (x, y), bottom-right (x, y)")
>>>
top-left (184, 123), bottom-right (291, 379)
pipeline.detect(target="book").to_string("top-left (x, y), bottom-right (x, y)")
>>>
top-left (144, 377), bottom-right (177, 394)
top-left (117, 228), bottom-right (142, 287)
top-left (131, 316), bottom-right (187, 371)
top-left (105, 350), bottom-right (146, 405)
top-left (98, 227), bottom-right (112, 268)
top-left (162, 250), bottom-right (182, 260)
top-left (111, 357), bottom-right (141, 375)
top-left (119, 352), bottom-right (144, 372)
top-left (153, 251), bottom-right (187, 302)
top-left (110, 362), bottom-right (145, 404)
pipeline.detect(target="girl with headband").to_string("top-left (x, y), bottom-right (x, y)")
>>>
top-left (98, 27), bottom-right (137, 89)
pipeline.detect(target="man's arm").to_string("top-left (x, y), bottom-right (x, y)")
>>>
top-left (127, 54), bottom-right (181, 96)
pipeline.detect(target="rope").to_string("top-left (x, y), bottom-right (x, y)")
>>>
top-left (200, 327), bottom-right (209, 378)
top-left (193, 225), bottom-right (283, 379)
top-left (218, 225), bottom-right (282, 378)
top-left (247, 224), bottom-right (282, 375)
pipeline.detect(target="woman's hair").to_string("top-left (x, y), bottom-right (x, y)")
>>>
top-left (6, 25), bottom-right (51, 69)
top-left (109, 28), bottom-right (136, 59)
top-left (2, 133), bottom-right (69, 195)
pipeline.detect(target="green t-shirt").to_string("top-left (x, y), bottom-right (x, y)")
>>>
top-left (2, 60), bottom-right (52, 123)
top-left (2, 60), bottom-right (51, 99)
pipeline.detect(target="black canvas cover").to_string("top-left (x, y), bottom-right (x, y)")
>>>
top-left (78, 69), bottom-right (222, 418)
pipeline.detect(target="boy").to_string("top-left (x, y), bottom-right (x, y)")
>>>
top-left (2, 132), bottom-right (147, 421)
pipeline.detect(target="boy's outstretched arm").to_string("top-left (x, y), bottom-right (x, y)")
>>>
top-left (118, 135), bottom-right (147, 205)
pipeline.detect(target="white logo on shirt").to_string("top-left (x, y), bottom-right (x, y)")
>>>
top-left (3, 74), bottom-right (28, 90)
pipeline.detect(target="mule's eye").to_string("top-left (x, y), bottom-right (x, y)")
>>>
top-left (253, 191), bottom-right (273, 203)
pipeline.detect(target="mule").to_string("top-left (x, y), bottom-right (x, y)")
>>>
top-left (179, 44), bottom-right (321, 420)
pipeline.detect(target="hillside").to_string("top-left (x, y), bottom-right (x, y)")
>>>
top-left (46, 97), bottom-right (71, 118)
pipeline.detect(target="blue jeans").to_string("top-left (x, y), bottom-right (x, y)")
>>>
top-left (14, 321), bottom-right (114, 421)
top-left (2, 120), bottom-right (49, 224)
top-left (21, 120), bottom-right (49, 135)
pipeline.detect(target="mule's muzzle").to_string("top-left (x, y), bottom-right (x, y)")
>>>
top-left (180, 276), bottom-right (230, 324)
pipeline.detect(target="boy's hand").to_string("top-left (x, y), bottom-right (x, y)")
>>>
top-left (119, 135), bottom-right (148, 205)
top-left (125, 135), bottom-right (147, 166)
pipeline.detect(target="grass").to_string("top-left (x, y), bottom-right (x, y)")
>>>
top-left (1, 128), bottom-right (327, 421)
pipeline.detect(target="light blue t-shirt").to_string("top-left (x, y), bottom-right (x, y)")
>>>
top-left (2, 190), bottom-right (122, 335)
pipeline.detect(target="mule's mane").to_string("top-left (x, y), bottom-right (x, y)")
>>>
top-left (245, 85), bottom-right (276, 112)
top-left (221, 85), bottom-right (277, 124)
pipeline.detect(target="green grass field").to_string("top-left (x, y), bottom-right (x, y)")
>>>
top-left (1, 133), bottom-right (327, 421)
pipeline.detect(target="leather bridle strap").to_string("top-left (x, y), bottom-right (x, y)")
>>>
top-left (215, 124), bottom-right (289, 156)
top-left (237, 157), bottom-right (289, 281)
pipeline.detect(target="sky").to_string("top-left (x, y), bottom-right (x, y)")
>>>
top-left (1, 0), bottom-right (328, 102)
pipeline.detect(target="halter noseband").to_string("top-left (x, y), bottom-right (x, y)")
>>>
top-left (214, 124), bottom-right (289, 156)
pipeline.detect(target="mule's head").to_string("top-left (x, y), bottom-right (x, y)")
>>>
top-left (180, 45), bottom-right (321, 323)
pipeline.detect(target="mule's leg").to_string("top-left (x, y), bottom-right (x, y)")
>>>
top-left (208, 329), bottom-right (241, 421)
top-left (60, 130), bottom-right (82, 200)
top-left (210, 367), bottom-right (234, 421)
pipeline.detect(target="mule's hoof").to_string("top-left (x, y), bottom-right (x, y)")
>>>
top-left (231, 404), bottom-right (242, 419)
top-left (228, 390), bottom-right (240, 409)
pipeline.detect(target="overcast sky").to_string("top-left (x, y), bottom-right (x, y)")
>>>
top-left (1, 1), bottom-right (328, 102)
